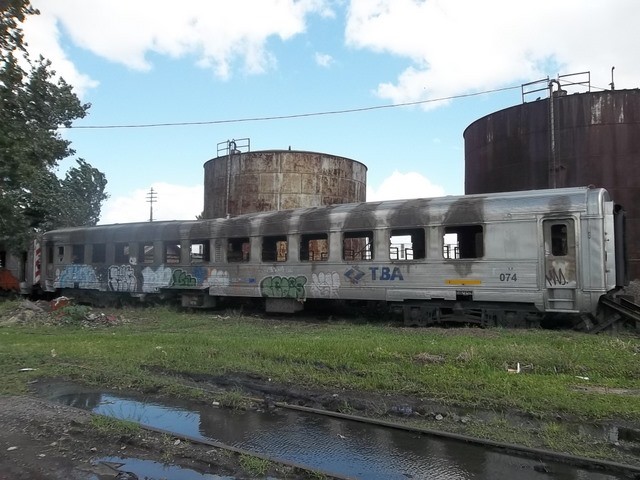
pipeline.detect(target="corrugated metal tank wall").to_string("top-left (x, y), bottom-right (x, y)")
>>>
top-left (464, 89), bottom-right (640, 278)
top-left (203, 150), bottom-right (367, 218)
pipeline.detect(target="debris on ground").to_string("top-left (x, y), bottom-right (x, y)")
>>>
top-left (0, 298), bottom-right (128, 328)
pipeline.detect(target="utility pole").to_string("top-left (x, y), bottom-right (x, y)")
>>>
top-left (146, 187), bottom-right (157, 222)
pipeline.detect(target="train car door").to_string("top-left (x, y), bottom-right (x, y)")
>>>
top-left (542, 218), bottom-right (578, 311)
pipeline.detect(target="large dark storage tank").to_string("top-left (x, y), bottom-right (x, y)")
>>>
top-left (203, 149), bottom-right (367, 218)
top-left (464, 89), bottom-right (640, 278)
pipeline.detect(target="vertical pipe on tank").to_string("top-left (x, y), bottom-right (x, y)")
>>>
top-left (226, 140), bottom-right (235, 219)
top-left (548, 80), bottom-right (560, 188)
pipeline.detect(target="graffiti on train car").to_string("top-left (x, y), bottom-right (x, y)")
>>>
top-left (204, 269), bottom-right (230, 292)
top-left (108, 265), bottom-right (136, 292)
top-left (546, 267), bottom-right (570, 286)
top-left (141, 265), bottom-right (173, 293)
top-left (56, 265), bottom-right (100, 289)
top-left (310, 272), bottom-right (341, 299)
top-left (545, 260), bottom-right (575, 287)
top-left (260, 275), bottom-right (307, 299)
top-left (170, 269), bottom-right (197, 287)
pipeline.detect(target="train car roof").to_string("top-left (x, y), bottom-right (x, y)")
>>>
top-left (43, 186), bottom-right (611, 240)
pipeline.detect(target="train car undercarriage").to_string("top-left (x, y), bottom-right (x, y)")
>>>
top-left (45, 286), bottom-right (640, 333)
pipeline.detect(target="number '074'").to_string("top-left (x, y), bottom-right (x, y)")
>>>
top-left (499, 273), bottom-right (517, 282)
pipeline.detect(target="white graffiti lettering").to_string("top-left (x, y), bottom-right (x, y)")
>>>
top-left (141, 265), bottom-right (172, 293)
top-left (311, 272), bottom-right (341, 299)
top-left (204, 269), bottom-right (230, 293)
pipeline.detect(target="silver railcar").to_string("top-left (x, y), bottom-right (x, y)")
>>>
top-left (40, 186), bottom-right (628, 328)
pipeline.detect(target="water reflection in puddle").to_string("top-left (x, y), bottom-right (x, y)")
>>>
top-left (46, 386), bottom-right (627, 480)
top-left (94, 457), bottom-right (235, 480)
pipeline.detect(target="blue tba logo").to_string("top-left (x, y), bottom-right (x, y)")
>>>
top-left (344, 266), bottom-right (366, 284)
top-left (344, 266), bottom-right (404, 284)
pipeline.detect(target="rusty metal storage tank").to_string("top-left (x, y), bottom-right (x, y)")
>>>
top-left (464, 88), bottom-right (640, 278)
top-left (203, 143), bottom-right (367, 218)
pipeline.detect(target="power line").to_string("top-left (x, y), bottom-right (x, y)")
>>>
top-left (63, 85), bottom-right (521, 130)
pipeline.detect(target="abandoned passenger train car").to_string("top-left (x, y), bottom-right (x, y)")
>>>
top-left (40, 186), bottom-right (627, 327)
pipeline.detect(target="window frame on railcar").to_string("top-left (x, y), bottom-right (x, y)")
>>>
top-left (300, 233), bottom-right (329, 262)
top-left (343, 230), bottom-right (374, 261)
top-left (227, 237), bottom-right (250, 263)
top-left (138, 242), bottom-right (155, 264)
top-left (262, 235), bottom-right (288, 262)
top-left (163, 241), bottom-right (181, 264)
top-left (389, 228), bottom-right (426, 261)
top-left (114, 242), bottom-right (130, 264)
top-left (189, 239), bottom-right (211, 264)
top-left (442, 225), bottom-right (484, 260)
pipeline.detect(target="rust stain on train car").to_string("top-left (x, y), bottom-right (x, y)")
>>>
top-left (0, 269), bottom-right (20, 291)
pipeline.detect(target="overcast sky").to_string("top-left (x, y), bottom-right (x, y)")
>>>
top-left (21, 0), bottom-right (640, 224)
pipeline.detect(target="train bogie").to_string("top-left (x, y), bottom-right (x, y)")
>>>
top-left (36, 187), bottom-right (630, 328)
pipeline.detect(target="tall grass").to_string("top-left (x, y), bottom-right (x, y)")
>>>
top-left (1, 305), bottom-right (639, 420)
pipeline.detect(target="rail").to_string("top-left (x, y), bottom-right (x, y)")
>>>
top-left (593, 294), bottom-right (640, 333)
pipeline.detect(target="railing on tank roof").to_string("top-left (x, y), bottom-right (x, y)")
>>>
top-left (521, 71), bottom-right (591, 103)
top-left (216, 138), bottom-right (251, 157)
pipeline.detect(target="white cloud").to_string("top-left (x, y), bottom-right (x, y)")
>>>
top-left (99, 183), bottom-right (204, 225)
top-left (100, 174), bottom-right (442, 224)
top-left (25, 0), bottom-right (638, 106)
top-left (26, 0), bottom-right (331, 86)
top-left (346, 0), bottom-right (640, 106)
top-left (315, 52), bottom-right (334, 68)
top-left (20, 6), bottom-right (99, 97)
top-left (367, 171), bottom-right (445, 202)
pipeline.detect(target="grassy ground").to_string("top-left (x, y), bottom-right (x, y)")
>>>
top-left (1, 300), bottom-right (639, 423)
top-left (3, 299), bottom-right (640, 467)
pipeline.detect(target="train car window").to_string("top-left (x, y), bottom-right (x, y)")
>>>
top-left (262, 235), bottom-right (287, 262)
top-left (72, 245), bottom-right (85, 264)
top-left (300, 233), bottom-right (328, 261)
top-left (57, 246), bottom-right (64, 263)
top-left (114, 243), bottom-right (129, 264)
top-left (228, 238), bottom-right (250, 263)
top-left (164, 241), bottom-right (181, 264)
top-left (47, 245), bottom-right (54, 265)
top-left (190, 240), bottom-right (210, 263)
top-left (443, 225), bottom-right (484, 259)
top-left (138, 242), bottom-right (154, 264)
top-left (390, 228), bottom-right (425, 260)
top-left (551, 224), bottom-right (568, 256)
top-left (343, 231), bottom-right (373, 261)
top-left (92, 244), bottom-right (106, 263)
top-left (0, 250), bottom-right (5, 268)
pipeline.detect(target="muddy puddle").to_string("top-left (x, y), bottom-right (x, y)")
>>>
top-left (93, 457), bottom-right (235, 479)
top-left (36, 381), bottom-right (630, 480)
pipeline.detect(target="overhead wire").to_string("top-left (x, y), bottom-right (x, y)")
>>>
top-left (62, 85), bottom-right (522, 130)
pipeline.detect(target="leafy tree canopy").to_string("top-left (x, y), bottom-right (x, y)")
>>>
top-left (0, 0), bottom-right (108, 252)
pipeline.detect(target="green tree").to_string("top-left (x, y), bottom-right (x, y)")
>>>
top-left (0, 0), bottom-right (107, 251)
